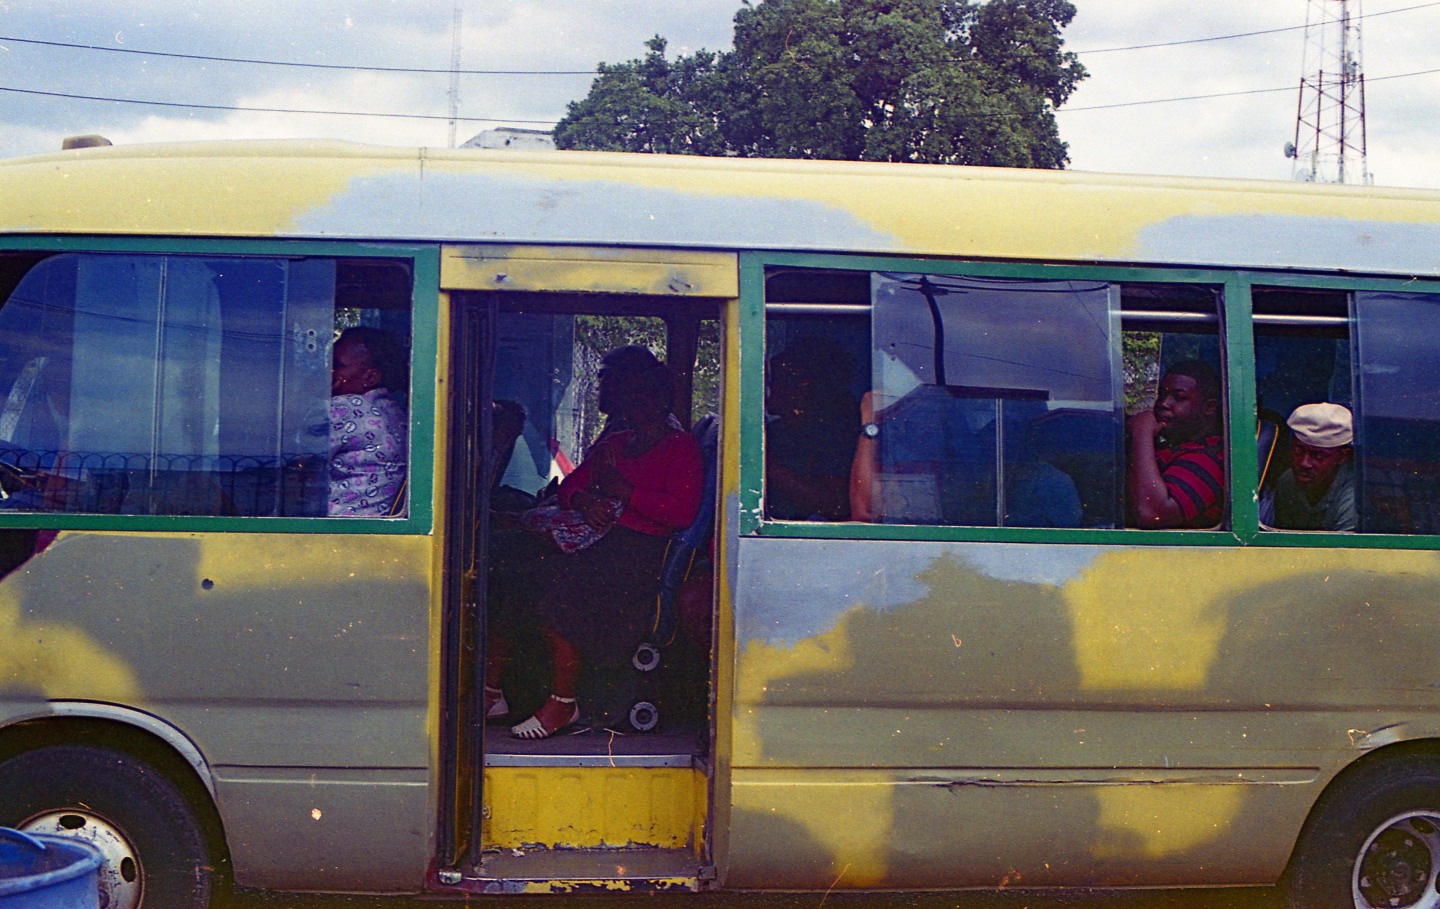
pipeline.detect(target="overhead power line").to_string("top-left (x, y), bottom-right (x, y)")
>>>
top-left (0, 34), bottom-right (597, 76)
top-left (9, 62), bottom-right (1438, 125)
top-left (1073, 0), bottom-right (1440, 54)
top-left (1061, 85), bottom-right (1295, 112)
top-left (1060, 66), bottom-right (1440, 113)
top-left (0, 85), bottom-right (558, 125)
top-left (10, 0), bottom-right (1433, 74)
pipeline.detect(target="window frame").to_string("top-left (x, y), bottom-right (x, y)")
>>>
top-left (741, 251), bottom-right (1238, 544)
top-left (1240, 270), bottom-right (1440, 549)
top-left (742, 252), bottom-right (1440, 550)
top-left (0, 235), bottom-right (439, 534)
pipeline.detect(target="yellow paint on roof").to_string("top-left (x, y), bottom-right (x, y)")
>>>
top-left (0, 141), bottom-right (406, 238)
top-left (5, 139), bottom-right (1440, 268)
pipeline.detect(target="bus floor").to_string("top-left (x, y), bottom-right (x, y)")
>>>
top-left (482, 725), bottom-right (704, 764)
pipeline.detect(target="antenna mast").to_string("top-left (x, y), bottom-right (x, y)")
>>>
top-left (447, 4), bottom-right (463, 148)
top-left (1286, 0), bottom-right (1371, 184)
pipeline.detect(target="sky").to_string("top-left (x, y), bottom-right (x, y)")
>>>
top-left (1, 0), bottom-right (1438, 189)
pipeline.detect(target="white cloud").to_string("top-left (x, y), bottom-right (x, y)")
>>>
top-left (1058, 0), bottom-right (1440, 188)
top-left (100, 72), bottom-right (455, 149)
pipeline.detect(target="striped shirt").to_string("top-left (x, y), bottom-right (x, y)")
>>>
top-left (1155, 434), bottom-right (1225, 528)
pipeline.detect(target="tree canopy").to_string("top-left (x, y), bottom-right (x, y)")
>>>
top-left (553, 0), bottom-right (1086, 169)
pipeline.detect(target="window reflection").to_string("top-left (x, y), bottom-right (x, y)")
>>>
top-left (860, 274), bottom-right (1119, 528)
top-left (0, 252), bottom-right (412, 518)
top-left (1353, 290), bottom-right (1440, 534)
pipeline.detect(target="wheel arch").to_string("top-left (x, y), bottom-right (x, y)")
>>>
top-left (1285, 737), bottom-right (1440, 875)
top-left (0, 705), bottom-right (232, 871)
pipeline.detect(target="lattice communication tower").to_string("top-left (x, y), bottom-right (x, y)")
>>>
top-left (1285, 0), bottom-right (1371, 184)
top-left (447, 4), bottom-right (464, 148)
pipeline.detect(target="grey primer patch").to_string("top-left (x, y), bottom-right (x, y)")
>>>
top-left (734, 537), bottom-right (1108, 647)
top-left (295, 170), bottom-right (902, 251)
top-left (1136, 213), bottom-right (1440, 275)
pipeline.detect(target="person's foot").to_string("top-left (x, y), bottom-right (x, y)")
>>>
top-left (484, 686), bottom-right (509, 721)
top-left (509, 695), bottom-right (579, 739)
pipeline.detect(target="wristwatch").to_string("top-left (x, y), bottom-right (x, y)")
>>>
top-left (860, 421), bottom-right (881, 440)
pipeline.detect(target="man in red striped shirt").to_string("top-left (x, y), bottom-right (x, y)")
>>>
top-left (1126, 360), bottom-right (1224, 529)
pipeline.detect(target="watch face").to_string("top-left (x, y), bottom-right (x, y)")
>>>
top-left (862, 422), bottom-right (881, 439)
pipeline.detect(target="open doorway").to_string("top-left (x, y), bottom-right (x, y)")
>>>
top-left (449, 288), bottom-right (723, 885)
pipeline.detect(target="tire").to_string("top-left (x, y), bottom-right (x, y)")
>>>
top-left (0, 744), bottom-right (212, 909)
top-left (1287, 755), bottom-right (1440, 909)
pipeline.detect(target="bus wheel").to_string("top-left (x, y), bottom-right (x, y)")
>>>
top-left (0, 744), bottom-right (212, 909)
top-left (1287, 756), bottom-right (1440, 909)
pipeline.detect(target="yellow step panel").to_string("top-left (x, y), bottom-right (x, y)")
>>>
top-left (483, 766), bottom-right (706, 851)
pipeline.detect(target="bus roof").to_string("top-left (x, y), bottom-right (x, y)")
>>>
top-left (4, 138), bottom-right (1440, 276)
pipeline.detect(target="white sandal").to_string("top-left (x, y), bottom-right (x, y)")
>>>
top-left (510, 695), bottom-right (579, 739)
top-left (484, 686), bottom-right (509, 720)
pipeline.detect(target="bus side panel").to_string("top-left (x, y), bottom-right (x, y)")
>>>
top-left (211, 769), bottom-right (429, 891)
top-left (726, 536), bottom-right (1440, 889)
top-left (0, 530), bottom-right (435, 891)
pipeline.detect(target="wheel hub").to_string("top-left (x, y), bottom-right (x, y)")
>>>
top-left (20, 809), bottom-right (143, 909)
top-left (1356, 812), bottom-right (1440, 909)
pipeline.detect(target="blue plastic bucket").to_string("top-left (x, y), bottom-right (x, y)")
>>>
top-left (0, 828), bottom-right (102, 909)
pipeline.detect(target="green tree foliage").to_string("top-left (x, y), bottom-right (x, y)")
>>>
top-left (554, 0), bottom-right (1086, 168)
top-left (1123, 331), bottom-right (1162, 414)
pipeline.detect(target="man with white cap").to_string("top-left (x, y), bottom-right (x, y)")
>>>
top-left (1270, 402), bottom-right (1356, 531)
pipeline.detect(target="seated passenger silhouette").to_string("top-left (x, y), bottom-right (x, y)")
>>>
top-left (486, 358), bottom-right (701, 739)
top-left (328, 327), bottom-right (408, 516)
top-left (1267, 402), bottom-right (1355, 532)
top-left (765, 337), bottom-right (857, 521)
top-left (1126, 360), bottom-right (1224, 528)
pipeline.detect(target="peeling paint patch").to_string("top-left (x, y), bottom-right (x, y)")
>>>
top-left (0, 580), bottom-right (142, 701)
top-left (298, 172), bottom-right (901, 250)
top-left (1136, 213), bottom-right (1440, 274)
top-left (1064, 546), bottom-right (1440, 693)
top-left (736, 538), bottom-right (1102, 646)
top-left (1092, 786), bottom-right (1245, 861)
top-left (1350, 723), bottom-right (1406, 749)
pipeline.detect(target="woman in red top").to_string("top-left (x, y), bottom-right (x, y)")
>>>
top-left (488, 359), bottom-right (702, 739)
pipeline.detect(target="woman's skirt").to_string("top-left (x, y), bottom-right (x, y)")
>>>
top-left (489, 523), bottom-right (670, 664)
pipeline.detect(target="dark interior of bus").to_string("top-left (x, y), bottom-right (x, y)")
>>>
top-left (1251, 287), bottom-right (1352, 514)
top-left (763, 267), bottom-right (1230, 530)
top-left (457, 291), bottom-right (722, 765)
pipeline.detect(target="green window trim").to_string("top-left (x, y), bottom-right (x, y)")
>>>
top-left (0, 236), bottom-right (440, 535)
top-left (741, 251), bottom-right (1440, 551)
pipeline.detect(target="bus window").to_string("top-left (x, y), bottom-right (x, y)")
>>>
top-left (1252, 287), bottom-right (1440, 535)
top-left (1352, 289), bottom-right (1440, 534)
top-left (1252, 287), bottom-right (1355, 532)
top-left (1119, 284), bottom-right (1226, 529)
top-left (868, 272), bottom-right (1122, 529)
top-left (763, 269), bottom-right (869, 522)
top-left (0, 252), bottom-right (412, 518)
top-left (762, 268), bottom-right (1230, 530)
top-left (766, 268), bottom-right (1141, 528)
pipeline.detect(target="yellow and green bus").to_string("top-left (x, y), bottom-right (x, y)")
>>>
top-left (3, 138), bottom-right (1440, 909)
